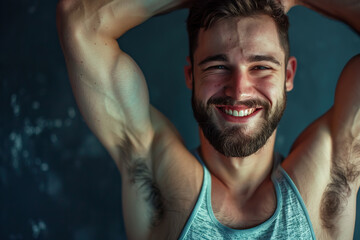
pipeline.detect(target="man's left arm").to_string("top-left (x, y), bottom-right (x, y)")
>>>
top-left (284, 0), bottom-right (360, 188)
top-left (331, 54), bottom-right (360, 188)
top-left (279, 1), bottom-right (359, 237)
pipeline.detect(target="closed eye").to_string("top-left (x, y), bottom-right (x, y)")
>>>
top-left (252, 66), bottom-right (271, 70)
top-left (205, 65), bottom-right (229, 71)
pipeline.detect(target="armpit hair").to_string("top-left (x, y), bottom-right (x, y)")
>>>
top-left (127, 158), bottom-right (165, 227)
top-left (320, 139), bottom-right (360, 232)
top-left (120, 136), bottom-right (165, 227)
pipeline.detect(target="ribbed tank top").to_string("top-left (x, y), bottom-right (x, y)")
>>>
top-left (178, 150), bottom-right (316, 239)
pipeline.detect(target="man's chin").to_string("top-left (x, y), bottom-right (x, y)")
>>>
top-left (201, 124), bottom-right (264, 158)
top-left (218, 120), bottom-right (265, 137)
top-left (192, 93), bottom-right (286, 158)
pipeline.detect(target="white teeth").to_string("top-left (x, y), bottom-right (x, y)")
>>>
top-left (223, 108), bottom-right (256, 117)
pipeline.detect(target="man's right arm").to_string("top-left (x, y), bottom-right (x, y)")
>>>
top-left (56, 0), bottom-right (198, 238)
top-left (56, 0), bottom-right (188, 171)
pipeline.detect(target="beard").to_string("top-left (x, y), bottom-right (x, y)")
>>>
top-left (192, 91), bottom-right (286, 158)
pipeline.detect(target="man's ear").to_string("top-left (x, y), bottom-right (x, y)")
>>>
top-left (285, 56), bottom-right (297, 92)
top-left (184, 56), bottom-right (193, 90)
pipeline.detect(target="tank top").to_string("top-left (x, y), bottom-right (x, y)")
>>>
top-left (178, 150), bottom-right (316, 239)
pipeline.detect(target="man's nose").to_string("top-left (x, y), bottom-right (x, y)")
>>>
top-left (224, 71), bottom-right (252, 100)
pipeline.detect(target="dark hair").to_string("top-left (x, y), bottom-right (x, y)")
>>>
top-left (186, 0), bottom-right (290, 64)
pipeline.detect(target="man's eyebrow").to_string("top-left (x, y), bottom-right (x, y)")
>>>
top-left (198, 54), bottom-right (228, 66)
top-left (248, 55), bottom-right (281, 66)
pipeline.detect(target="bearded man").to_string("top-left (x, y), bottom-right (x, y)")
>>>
top-left (56, 0), bottom-right (360, 238)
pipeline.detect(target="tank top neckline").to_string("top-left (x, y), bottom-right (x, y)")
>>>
top-left (193, 149), bottom-right (283, 234)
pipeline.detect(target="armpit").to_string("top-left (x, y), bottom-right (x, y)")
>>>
top-left (119, 136), bottom-right (165, 228)
top-left (127, 158), bottom-right (165, 227)
top-left (320, 139), bottom-right (360, 233)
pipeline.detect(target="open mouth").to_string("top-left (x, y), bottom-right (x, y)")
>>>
top-left (217, 105), bottom-right (262, 118)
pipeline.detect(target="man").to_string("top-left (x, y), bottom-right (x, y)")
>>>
top-left (56, 0), bottom-right (360, 238)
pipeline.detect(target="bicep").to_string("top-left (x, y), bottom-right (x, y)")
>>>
top-left (60, 28), bottom-right (154, 165)
top-left (332, 54), bottom-right (360, 137)
top-left (331, 54), bottom-right (360, 185)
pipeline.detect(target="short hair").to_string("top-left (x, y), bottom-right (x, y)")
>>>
top-left (186, 0), bottom-right (290, 65)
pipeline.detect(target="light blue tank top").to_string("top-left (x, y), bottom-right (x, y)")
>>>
top-left (179, 150), bottom-right (316, 239)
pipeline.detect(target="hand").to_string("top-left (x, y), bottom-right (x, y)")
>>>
top-left (277, 0), bottom-right (299, 13)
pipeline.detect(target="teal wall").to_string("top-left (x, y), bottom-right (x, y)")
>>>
top-left (1, 2), bottom-right (359, 239)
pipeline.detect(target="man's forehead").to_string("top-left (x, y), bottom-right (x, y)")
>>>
top-left (195, 15), bottom-right (284, 64)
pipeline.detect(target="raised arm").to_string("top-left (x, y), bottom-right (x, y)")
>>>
top-left (56, 0), bottom-right (188, 169)
top-left (282, 0), bottom-right (360, 182)
top-left (281, 0), bottom-right (360, 236)
top-left (56, 0), bottom-right (193, 238)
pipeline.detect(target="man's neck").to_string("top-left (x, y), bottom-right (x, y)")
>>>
top-left (199, 129), bottom-right (277, 203)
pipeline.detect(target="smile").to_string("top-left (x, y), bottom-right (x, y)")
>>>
top-left (217, 106), bottom-right (260, 118)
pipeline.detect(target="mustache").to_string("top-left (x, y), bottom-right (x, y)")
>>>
top-left (207, 96), bottom-right (269, 110)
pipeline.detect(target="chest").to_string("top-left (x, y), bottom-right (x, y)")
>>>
top-left (210, 177), bottom-right (277, 229)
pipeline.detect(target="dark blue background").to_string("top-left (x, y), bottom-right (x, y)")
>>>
top-left (1, 1), bottom-right (359, 239)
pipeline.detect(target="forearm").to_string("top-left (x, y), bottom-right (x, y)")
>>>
top-left (296, 0), bottom-right (360, 33)
top-left (56, 0), bottom-right (190, 39)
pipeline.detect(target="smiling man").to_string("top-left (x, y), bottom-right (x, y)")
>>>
top-left (188, 11), bottom-right (293, 158)
top-left (56, 0), bottom-right (360, 239)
